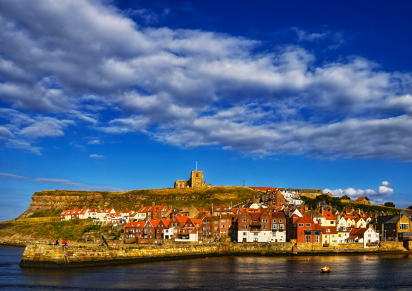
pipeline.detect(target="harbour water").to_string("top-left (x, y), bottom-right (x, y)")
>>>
top-left (2, 245), bottom-right (412, 290)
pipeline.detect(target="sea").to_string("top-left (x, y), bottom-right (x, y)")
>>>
top-left (1, 245), bottom-right (412, 290)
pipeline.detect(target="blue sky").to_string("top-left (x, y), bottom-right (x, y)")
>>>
top-left (1, 0), bottom-right (412, 221)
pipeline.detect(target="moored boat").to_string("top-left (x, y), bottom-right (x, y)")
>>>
top-left (321, 267), bottom-right (330, 273)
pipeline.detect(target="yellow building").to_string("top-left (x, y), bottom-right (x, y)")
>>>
top-left (322, 226), bottom-right (339, 247)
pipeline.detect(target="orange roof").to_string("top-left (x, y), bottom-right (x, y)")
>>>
top-left (125, 221), bottom-right (145, 228)
top-left (356, 196), bottom-right (369, 201)
top-left (323, 211), bottom-right (335, 220)
top-left (249, 187), bottom-right (285, 192)
top-left (190, 219), bottom-right (203, 227)
top-left (322, 227), bottom-right (337, 234)
top-left (175, 215), bottom-right (190, 223)
top-left (295, 216), bottom-right (314, 224)
top-left (148, 219), bottom-right (160, 227)
top-left (161, 219), bottom-right (171, 227)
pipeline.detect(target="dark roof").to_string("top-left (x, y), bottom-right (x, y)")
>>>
top-left (375, 215), bottom-right (400, 224)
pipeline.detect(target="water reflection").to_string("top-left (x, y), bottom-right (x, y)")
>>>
top-left (3, 246), bottom-right (412, 290)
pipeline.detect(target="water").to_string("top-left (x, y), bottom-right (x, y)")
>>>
top-left (2, 246), bottom-right (412, 290)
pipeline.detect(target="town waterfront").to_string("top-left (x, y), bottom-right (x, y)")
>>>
top-left (3, 246), bottom-right (412, 290)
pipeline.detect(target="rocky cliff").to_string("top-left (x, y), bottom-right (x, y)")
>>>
top-left (19, 186), bottom-right (258, 218)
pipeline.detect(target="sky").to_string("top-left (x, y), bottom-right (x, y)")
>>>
top-left (0, 0), bottom-right (412, 221)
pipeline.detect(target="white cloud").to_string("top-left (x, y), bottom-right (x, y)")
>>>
top-left (0, 126), bottom-right (13, 139)
top-left (0, 0), bottom-right (411, 160)
top-left (0, 171), bottom-right (121, 191)
top-left (89, 154), bottom-right (103, 159)
top-left (5, 139), bottom-right (41, 155)
top-left (87, 139), bottom-right (101, 145)
top-left (323, 181), bottom-right (394, 205)
top-left (19, 118), bottom-right (74, 138)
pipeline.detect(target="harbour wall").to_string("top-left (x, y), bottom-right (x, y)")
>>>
top-left (20, 241), bottom-right (407, 269)
top-left (20, 242), bottom-right (294, 268)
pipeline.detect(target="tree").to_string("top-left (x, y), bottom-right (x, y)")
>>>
top-left (341, 195), bottom-right (351, 200)
top-left (408, 205), bottom-right (412, 210)
top-left (384, 202), bottom-right (395, 208)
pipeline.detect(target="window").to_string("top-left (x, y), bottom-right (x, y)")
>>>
top-left (243, 232), bottom-right (247, 236)
top-left (262, 219), bottom-right (268, 223)
top-left (221, 219), bottom-right (226, 223)
top-left (242, 225), bottom-right (247, 230)
top-left (272, 224), bottom-right (277, 229)
top-left (299, 224), bottom-right (303, 227)
top-left (242, 219), bottom-right (248, 222)
top-left (326, 229), bottom-right (330, 232)
top-left (400, 224), bottom-right (409, 230)
top-left (263, 225), bottom-right (267, 229)
top-left (254, 219), bottom-right (257, 222)
top-left (325, 235), bottom-right (327, 238)
top-left (368, 234), bottom-right (371, 237)
top-left (254, 232), bottom-right (258, 236)
top-left (305, 224), bottom-right (310, 227)
top-left (273, 219), bottom-right (276, 223)
top-left (222, 225), bottom-right (225, 228)
top-left (279, 219), bottom-right (282, 223)
top-left (332, 235), bottom-right (334, 238)
top-left (315, 236), bottom-right (319, 243)
top-left (279, 225), bottom-right (284, 230)
top-left (217, 207), bottom-right (220, 210)
top-left (306, 236), bottom-right (310, 243)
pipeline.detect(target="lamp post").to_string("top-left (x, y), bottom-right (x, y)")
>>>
top-left (385, 229), bottom-right (387, 241)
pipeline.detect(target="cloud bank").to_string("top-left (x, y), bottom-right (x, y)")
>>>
top-left (323, 181), bottom-right (395, 205)
top-left (0, 0), bottom-right (411, 159)
top-left (0, 172), bottom-right (121, 192)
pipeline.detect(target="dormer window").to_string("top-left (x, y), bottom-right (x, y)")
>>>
top-left (326, 229), bottom-right (330, 232)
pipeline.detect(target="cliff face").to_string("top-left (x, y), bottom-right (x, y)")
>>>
top-left (19, 187), bottom-right (258, 219)
top-left (20, 191), bottom-right (108, 218)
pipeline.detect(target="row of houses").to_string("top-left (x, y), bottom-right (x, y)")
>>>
top-left (61, 197), bottom-right (410, 247)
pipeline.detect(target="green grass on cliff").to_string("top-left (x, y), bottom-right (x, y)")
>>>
top-left (0, 219), bottom-right (92, 241)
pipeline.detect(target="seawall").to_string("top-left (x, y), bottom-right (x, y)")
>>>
top-left (20, 242), bottom-right (294, 269)
top-left (20, 241), bottom-right (407, 269)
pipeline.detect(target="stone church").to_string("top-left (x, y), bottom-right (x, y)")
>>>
top-left (174, 170), bottom-right (212, 189)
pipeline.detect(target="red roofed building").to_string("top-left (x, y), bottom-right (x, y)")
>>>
top-left (296, 216), bottom-right (322, 244)
top-left (124, 221), bottom-right (145, 239)
top-left (356, 196), bottom-right (371, 205)
top-left (236, 209), bottom-right (271, 243)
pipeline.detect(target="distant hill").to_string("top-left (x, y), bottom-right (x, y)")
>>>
top-left (19, 186), bottom-right (259, 219)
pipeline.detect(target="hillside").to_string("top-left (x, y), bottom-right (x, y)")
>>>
top-left (20, 186), bottom-right (259, 219)
top-left (300, 195), bottom-right (401, 214)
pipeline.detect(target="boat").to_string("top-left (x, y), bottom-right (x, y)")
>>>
top-left (321, 267), bottom-right (330, 273)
